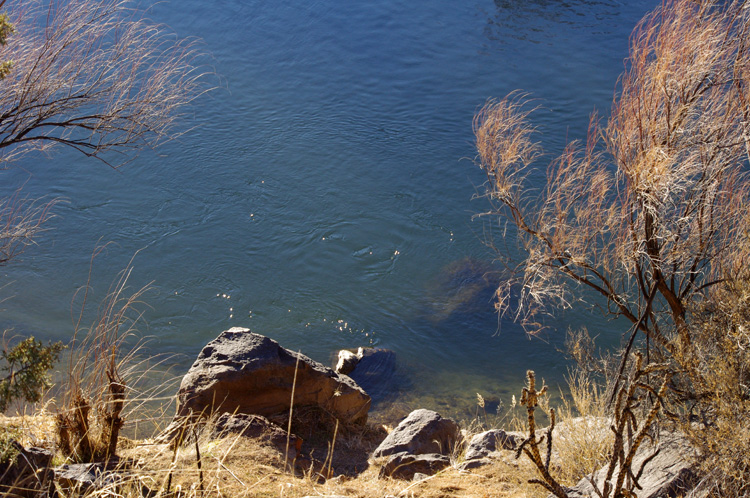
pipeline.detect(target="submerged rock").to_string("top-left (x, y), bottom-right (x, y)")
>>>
top-left (164, 328), bottom-right (370, 441)
top-left (424, 257), bottom-right (497, 323)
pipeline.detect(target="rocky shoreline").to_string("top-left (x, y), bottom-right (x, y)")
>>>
top-left (2, 327), bottom-right (702, 497)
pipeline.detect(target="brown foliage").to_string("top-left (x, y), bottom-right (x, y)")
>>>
top-left (473, 0), bottom-right (750, 354)
top-left (56, 252), bottom-right (151, 463)
top-left (474, 0), bottom-right (750, 494)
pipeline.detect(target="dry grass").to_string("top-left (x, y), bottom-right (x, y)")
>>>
top-left (0, 409), bottom-right (57, 450)
top-left (1, 409), bottom-right (551, 498)
top-left (97, 434), bottom-right (545, 498)
top-left (551, 369), bottom-right (612, 487)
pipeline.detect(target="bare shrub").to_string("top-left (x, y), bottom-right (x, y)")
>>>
top-left (678, 274), bottom-right (750, 496)
top-left (0, 0), bottom-right (208, 166)
top-left (0, 189), bottom-right (55, 267)
top-left (473, 0), bottom-right (750, 493)
top-left (473, 0), bottom-right (750, 355)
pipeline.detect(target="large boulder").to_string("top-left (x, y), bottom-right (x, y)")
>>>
top-left (372, 409), bottom-right (461, 458)
top-left (174, 328), bottom-right (371, 427)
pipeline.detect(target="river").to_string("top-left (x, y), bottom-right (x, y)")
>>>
top-left (1, 0), bottom-right (654, 421)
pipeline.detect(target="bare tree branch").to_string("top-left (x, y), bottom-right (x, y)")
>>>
top-left (0, 0), bottom-right (210, 167)
top-left (473, 0), bottom-right (750, 353)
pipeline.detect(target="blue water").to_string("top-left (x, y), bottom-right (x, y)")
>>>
top-left (1, 0), bottom-right (654, 419)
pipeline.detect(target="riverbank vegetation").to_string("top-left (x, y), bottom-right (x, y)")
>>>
top-left (2, 0), bottom-right (750, 496)
top-left (474, 0), bottom-right (750, 495)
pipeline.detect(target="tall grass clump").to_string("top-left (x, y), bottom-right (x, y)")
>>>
top-left (55, 251), bottom-right (152, 463)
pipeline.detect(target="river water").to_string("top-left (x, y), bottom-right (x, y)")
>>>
top-left (1, 0), bottom-right (654, 421)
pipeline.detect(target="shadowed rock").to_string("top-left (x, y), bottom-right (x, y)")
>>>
top-left (379, 452), bottom-right (451, 480)
top-left (348, 348), bottom-right (397, 402)
top-left (210, 413), bottom-right (302, 460)
top-left (0, 442), bottom-right (56, 498)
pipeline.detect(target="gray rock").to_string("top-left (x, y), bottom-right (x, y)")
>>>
top-left (55, 462), bottom-right (120, 495)
top-left (169, 328), bottom-right (371, 436)
top-left (559, 431), bottom-right (698, 498)
top-left (379, 452), bottom-right (451, 480)
top-left (0, 442), bottom-right (56, 498)
top-left (210, 413), bottom-right (301, 460)
top-left (372, 409), bottom-right (461, 458)
top-left (465, 429), bottom-right (520, 460)
top-left (457, 458), bottom-right (494, 471)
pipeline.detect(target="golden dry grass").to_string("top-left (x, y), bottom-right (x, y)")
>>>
top-left (0, 403), bottom-right (567, 498)
top-left (115, 434), bottom-right (544, 498)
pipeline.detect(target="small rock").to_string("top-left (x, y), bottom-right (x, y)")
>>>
top-left (465, 429), bottom-right (520, 460)
top-left (372, 409), bottom-right (461, 458)
top-left (55, 462), bottom-right (120, 495)
top-left (379, 452), bottom-right (451, 480)
top-left (335, 349), bottom-right (359, 375)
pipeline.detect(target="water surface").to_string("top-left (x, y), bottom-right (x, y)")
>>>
top-left (1, 0), bottom-right (654, 420)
